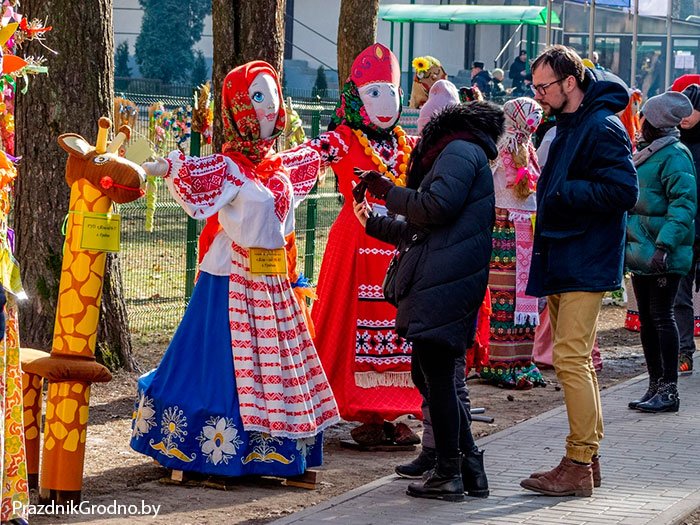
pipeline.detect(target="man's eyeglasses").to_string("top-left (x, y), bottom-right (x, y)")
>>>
top-left (531, 77), bottom-right (567, 96)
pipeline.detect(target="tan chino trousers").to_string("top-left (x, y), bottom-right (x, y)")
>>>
top-left (548, 291), bottom-right (605, 464)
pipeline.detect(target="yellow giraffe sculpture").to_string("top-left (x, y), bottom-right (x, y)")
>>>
top-left (24, 117), bottom-right (144, 503)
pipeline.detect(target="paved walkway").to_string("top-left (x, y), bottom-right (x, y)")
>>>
top-left (273, 366), bottom-right (700, 525)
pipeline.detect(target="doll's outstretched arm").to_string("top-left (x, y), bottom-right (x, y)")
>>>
top-left (161, 151), bottom-right (248, 219)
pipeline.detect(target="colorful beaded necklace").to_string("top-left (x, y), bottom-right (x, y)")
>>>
top-left (352, 126), bottom-right (412, 187)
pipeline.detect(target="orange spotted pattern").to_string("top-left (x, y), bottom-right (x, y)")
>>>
top-left (41, 178), bottom-right (110, 493)
top-left (21, 372), bottom-right (42, 481)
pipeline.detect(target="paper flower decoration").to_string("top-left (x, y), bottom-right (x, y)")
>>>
top-left (412, 55), bottom-right (443, 79)
top-left (412, 57), bottom-right (429, 73)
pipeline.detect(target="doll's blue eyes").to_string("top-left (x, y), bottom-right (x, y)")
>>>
top-left (252, 92), bottom-right (265, 103)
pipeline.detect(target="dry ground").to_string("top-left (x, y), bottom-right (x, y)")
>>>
top-left (32, 305), bottom-right (690, 524)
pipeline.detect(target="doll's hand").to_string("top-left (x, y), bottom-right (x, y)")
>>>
top-left (141, 158), bottom-right (169, 178)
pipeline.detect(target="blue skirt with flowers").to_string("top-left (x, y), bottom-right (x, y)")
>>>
top-left (129, 272), bottom-right (323, 477)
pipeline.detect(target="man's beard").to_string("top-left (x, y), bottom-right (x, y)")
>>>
top-left (544, 94), bottom-right (568, 117)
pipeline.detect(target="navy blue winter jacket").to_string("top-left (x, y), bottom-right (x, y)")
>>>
top-left (526, 69), bottom-right (639, 297)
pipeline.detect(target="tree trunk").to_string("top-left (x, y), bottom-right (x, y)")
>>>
top-left (15, 0), bottom-right (136, 371)
top-left (212, 0), bottom-right (286, 152)
top-left (337, 0), bottom-right (380, 84)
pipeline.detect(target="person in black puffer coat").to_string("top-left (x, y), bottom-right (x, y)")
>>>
top-left (353, 101), bottom-right (504, 502)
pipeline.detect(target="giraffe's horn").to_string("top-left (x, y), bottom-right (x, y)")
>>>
top-left (107, 125), bottom-right (131, 154)
top-left (95, 117), bottom-right (111, 154)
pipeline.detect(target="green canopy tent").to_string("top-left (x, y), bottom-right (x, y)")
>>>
top-left (378, 4), bottom-right (561, 97)
top-left (379, 4), bottom-right (560, 25)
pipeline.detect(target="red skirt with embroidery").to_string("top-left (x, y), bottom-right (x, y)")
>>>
top-left (311, 205), bottom-right (422, 424)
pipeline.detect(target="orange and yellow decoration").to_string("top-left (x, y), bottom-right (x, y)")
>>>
top-left (352, 126), bottom-right (412, 187)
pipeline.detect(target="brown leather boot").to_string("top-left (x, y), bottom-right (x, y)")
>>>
top-left (520, 456), bottom-right (593, 497)
top-left (529, 455), bottom-right (601, 488)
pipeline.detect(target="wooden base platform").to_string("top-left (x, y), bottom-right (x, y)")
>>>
top-left (339, 439), bottom-right (417, 452)
top-left (161, 468), bottom-right (321, 490)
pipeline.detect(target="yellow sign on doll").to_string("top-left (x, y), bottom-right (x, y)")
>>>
top-left (80, 212), bottom-right (121, 252)
top-left (249, 247), bottom-right (287, 275)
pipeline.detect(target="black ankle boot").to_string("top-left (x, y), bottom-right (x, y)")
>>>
top-left (395, 447), bottom-right (436, 479)
top-left (462, 449), bottom-right (489, 497)
top-left (636, 381), bottom-right (679, 413)
top-left (628, 377), bottom-right (659, 409)
top-left (406, 455), bottom-right (464, 502)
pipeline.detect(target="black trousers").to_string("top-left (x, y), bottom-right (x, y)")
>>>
top-left (420, 352), bottom-right (471, 450)
top-left (673, 267), bottom-right (696, 359)
top-left (411, 340), bottom-right (477, 459)
top-left (632, 273), bottom-right (682, 384)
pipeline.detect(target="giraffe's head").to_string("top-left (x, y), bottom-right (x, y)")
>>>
top-left (58, 117), bottom-right (146, 204)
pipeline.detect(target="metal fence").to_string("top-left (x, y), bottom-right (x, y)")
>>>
top-left (116, 83), bottom-right (531, 335)
top-left (118, 92), bottom-right (344, 336)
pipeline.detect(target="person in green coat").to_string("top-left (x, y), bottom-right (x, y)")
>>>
top-left (626, 91), bottom-right (697, 413)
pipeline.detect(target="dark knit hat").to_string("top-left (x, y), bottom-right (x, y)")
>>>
top-left (472, 61), bottom-right (484, 69)
top-left (682, 84), bottom-right (700, 112)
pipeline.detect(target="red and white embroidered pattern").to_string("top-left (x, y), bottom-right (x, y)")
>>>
top-left (166, 152), bottom-right (246, 218)
top-left (355, 324), bottom-right (411, 365)
top-left (279, 148), bottom-right (320, 201)
top-left (358, 248), bottom-right (395, 256)
top-left (308, 131), bottom-right (350, 164)
top-left (357, 284), bottom-right (384, 300)
top-left (356, 355), bottom-right (412, 366)
top-left (265, 174), bottom-right (292, 223)
top-left (229, 242), bottom-right (339, 439)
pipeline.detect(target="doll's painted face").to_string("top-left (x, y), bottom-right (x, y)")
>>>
top-left (359, 82), bottom-right (400, 129)
top-left (422, 66), bottom-right (445, 88)
top-left (249, 72), bottom-right (280, 139)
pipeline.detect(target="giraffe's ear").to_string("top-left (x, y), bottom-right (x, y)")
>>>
top-left (58, 134), bottom-right (94, 159)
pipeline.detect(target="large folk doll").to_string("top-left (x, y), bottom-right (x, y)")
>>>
top-left (287, 44), bottom-right (422, 446)
top-left (409, 55), bottom-right (447, 109)
top-left (131, 61), bottom-right (339, 477)
top-left (479, 97), bottom-right (547, 390)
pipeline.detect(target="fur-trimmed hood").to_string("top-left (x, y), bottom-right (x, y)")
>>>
top-left (408, 101), bottom-right (504, 188)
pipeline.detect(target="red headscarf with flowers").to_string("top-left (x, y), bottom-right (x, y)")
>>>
top-left (199, 61), bottom-right (287, 263)
top-left (221, 60), bottom-right (286, 165)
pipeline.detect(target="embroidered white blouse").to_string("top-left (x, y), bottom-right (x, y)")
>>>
top-left (164, 149), bottom-right (318, 276)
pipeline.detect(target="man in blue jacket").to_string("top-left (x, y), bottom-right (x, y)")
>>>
top-left (520, 46), bottom-right (638, 497)
top-left (470, 62), bottom-right (492, 97)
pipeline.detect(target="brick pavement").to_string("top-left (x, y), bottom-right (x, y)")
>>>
top-left (272, 367), bottom-right (700, 525)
